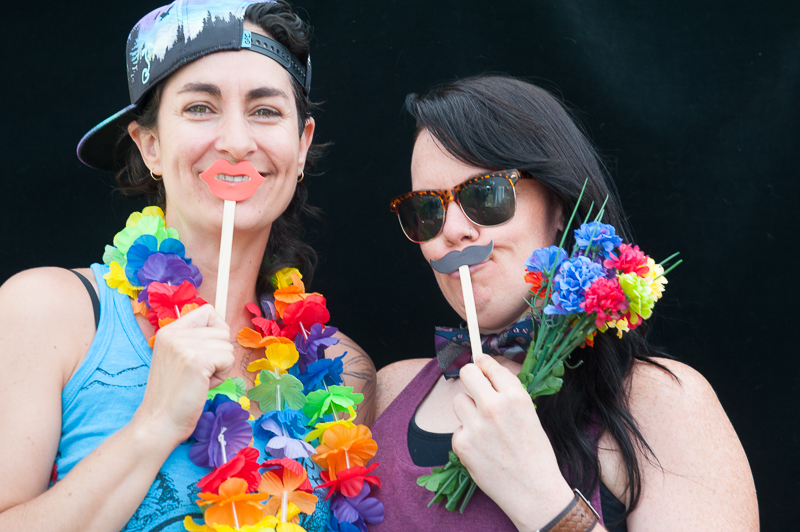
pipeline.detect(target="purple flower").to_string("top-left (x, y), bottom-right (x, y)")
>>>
top-left (258, 417), bottom-right (316, 459)
top-left (189, 401), bottom-right (252, 468)
top-left (544, 256), bottom-right (605, 315)
top-left (259, 292), bottom-right (278, 321)
top-left (136, 253), bottom-right (202, 303)
top-left (330, 484), bottom-right (384, 532)
top-left (125, 235), bottom-right (188, 285)
top-left (525, 246), bottom-right (568, 277)
top-left (295, 323), bottom-right (339, 372)
top-left (574, 222), bottom-right (622, 258)
top-left (289, 354), bottom-right (344, 393)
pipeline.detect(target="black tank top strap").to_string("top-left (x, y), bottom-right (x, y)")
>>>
top-left (70, 269), bottom-right (100, 329)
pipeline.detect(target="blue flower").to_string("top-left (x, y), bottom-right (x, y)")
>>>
top-left (289, 354), bottom-right (345, 393)
top-left (574, 222), bottom-right (622, 258)
top-left (544, 256), bottom-right (605, 315)
top-left (124, 234), bottom-right (189, 285)
top-left (253, 410), bottom-right (309, 441)
top-left (525, 246), bottom-right (568, 276)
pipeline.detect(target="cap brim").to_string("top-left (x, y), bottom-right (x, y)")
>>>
top-left (77, 103), bottom-right (138, 172)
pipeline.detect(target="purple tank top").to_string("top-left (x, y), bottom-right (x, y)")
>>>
top-left (369, 358), bottom-right (604, 531)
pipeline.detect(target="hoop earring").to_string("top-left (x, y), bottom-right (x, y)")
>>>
top-left (297, 171), bottom-right (304, 183)
top-left (150, 169), bottom-right (162, 181)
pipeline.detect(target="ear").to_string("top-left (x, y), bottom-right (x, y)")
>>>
top-left (296, 117), bottom-right (316, 175)
top-left (127, 120), bottom-right (161, 175)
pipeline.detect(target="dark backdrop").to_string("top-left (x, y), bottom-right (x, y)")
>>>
top-left (2, 1), bottom-right (797, 528)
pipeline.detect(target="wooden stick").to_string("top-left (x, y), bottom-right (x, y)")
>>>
top-left (458, 264), bottom-right (483, 363)
top-left (215, 199), bottom-right (236, 320)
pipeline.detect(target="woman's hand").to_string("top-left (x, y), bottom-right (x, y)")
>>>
top-left (134, 304), bottom-right (235, 446)
top-left (452, 354), bottom-right (575, 531)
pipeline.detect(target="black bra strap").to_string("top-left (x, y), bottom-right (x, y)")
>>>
top-left (70, 270), bottom-right (100, 329)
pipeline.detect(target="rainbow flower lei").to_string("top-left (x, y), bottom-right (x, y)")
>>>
top-left (103, 207), bottom-right (384, 532)
top-left (418, 194), bottom-right (680, 513)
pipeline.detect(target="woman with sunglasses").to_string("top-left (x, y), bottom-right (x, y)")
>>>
top-left (0, 1), bottom-right (375, 530)
top-left (373, 76), bottom-right (757, 531)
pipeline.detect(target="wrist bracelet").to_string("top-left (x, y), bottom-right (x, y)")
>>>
top-left (537, 489), bottom-right (600, 532)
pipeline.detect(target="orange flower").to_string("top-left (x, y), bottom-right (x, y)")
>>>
top-left (311, 424), bottom-right (377, 477)
top-left (259, 463), bottom-right (318, 518)
top-left (273, 273), bottom-right (307, 318)
top-left (197, 478), bottom-right (269, 528)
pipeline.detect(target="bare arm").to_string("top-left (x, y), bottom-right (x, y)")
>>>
top-left (617, 358), bottom-right (759, 531)
top-left (325, 332), bottom-right (377, 427)
top-left (0, 268), bottom-right (234, 531)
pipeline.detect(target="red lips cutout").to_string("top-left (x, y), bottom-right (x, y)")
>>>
top-left (199, 159), bottom-right (266, 201)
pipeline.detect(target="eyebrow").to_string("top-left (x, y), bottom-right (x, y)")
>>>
top-left (177, 83), bottom-right (288, 102)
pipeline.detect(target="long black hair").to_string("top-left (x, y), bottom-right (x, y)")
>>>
top-left (115, 0), bottom-right (322, 295)
top-left (405, 74), bottom-right (674, 525)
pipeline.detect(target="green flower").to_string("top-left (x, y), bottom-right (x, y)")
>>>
top-left (247, 371), bottom-right (306, 412)
top-left (302, 385), bottom-right (363, 425)
top-left (618, 272), bottom-right (658, 322)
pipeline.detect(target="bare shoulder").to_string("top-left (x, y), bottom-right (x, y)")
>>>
top-left (623, 357), bottom-right (758, 530)
top-left (0, 267), bottom-right (97, 379)
top-left (325, 331), bottom-right (377, 427)
top-left (376, 358), bottom-right (431, 418)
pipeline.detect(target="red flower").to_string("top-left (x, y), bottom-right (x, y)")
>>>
top-left (318, 463), bottom-right (381, 499)
top-left (603, 244), bottom-right (650, 277)
top-left (148, 281), bottom-right (207, 323)
top-left (197, 447), bottom-right (262, 495)
top-left (281, 294), bottom-right (330, 340)
top-left (582, 277), bottom-right (628, 327)
top-left (245, 302), bottom-right (282, 336)
top-left (261, 457), bottom-right (313, 493)
top-left (524, 270), bottom-right (544, 293)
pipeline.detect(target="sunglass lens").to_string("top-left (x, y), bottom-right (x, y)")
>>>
top-left (459, 176), bottom-right (516, 226)
top-left (397, 194), bottom-right (445, 242)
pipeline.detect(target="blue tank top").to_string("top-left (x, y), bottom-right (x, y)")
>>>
top-left (56, 264), bottom-right (330, 531)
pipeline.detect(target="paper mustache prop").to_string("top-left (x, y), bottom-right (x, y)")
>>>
top-left (430, 241), bottom-right (494, 364)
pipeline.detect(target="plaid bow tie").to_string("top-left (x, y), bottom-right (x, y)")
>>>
top-left (435, 316), bottom-right (534, 379)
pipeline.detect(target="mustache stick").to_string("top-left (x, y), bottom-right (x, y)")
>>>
top-left (199, 160), bottom-right (266, 319)
top-left (430, 241), bottom-right (494, 363)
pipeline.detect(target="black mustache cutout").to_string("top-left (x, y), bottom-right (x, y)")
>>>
top-left (429, 241), bottom-right (494, 274)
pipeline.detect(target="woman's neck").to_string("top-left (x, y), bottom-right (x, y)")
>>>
top-left (165, 212), bottom-right (272, 338)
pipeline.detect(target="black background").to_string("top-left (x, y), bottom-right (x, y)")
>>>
top-left (2, 1), bottom-right (797, 528)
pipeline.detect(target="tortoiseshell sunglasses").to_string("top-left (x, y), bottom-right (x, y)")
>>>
top-left (389, 169), bottom-right (528, 243)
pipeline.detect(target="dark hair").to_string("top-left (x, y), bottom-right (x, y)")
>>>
top-left (115, 0), bottom-right (322, 294)
top-left (405, 74), bottom-right (674, 525)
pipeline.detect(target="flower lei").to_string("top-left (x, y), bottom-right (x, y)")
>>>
top-left (418, 193), bottom-right (680, 513)
top-left (103, 207), bottom-right (384, 532)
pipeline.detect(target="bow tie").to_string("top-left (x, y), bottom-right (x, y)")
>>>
top-left (435, 316), bottom-right (534, 379)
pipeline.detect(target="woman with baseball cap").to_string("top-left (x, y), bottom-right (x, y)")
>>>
top-left (0, 1), bottom-right (375, 530)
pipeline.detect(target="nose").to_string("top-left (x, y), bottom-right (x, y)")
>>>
top-left (440, 200), bottom-right (478, 246)
top-left (214, 112), bottom-right (257, 161)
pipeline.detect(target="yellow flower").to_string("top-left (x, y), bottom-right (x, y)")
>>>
top-left (104, 261), bottom-right (142, 298)
top-left (126, 206), bottom-right (166, 227)
top-left (248, 343), bottom-right (300, 376)
top-left (304, 416), bottom-right (357, 443)
top-left (274, 268), bottom-right (302, 290)
top-left (239, 396), bottom-right (251, 411)
top-left (643, 258), bottom-right (668, 300)
top-left (604, 318), bottom-right (632, 338)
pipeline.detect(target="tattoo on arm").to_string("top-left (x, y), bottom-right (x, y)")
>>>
top-left (337, 340), bottom-right (377, 427)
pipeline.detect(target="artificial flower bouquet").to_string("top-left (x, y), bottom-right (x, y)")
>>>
top-left (418, 198), bottom-right (680, 513)
top-left (102, 207), bottom-right (384, 531)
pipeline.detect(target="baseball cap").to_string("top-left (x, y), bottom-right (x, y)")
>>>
top-left (77, 0), bottom-right (311, 172)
